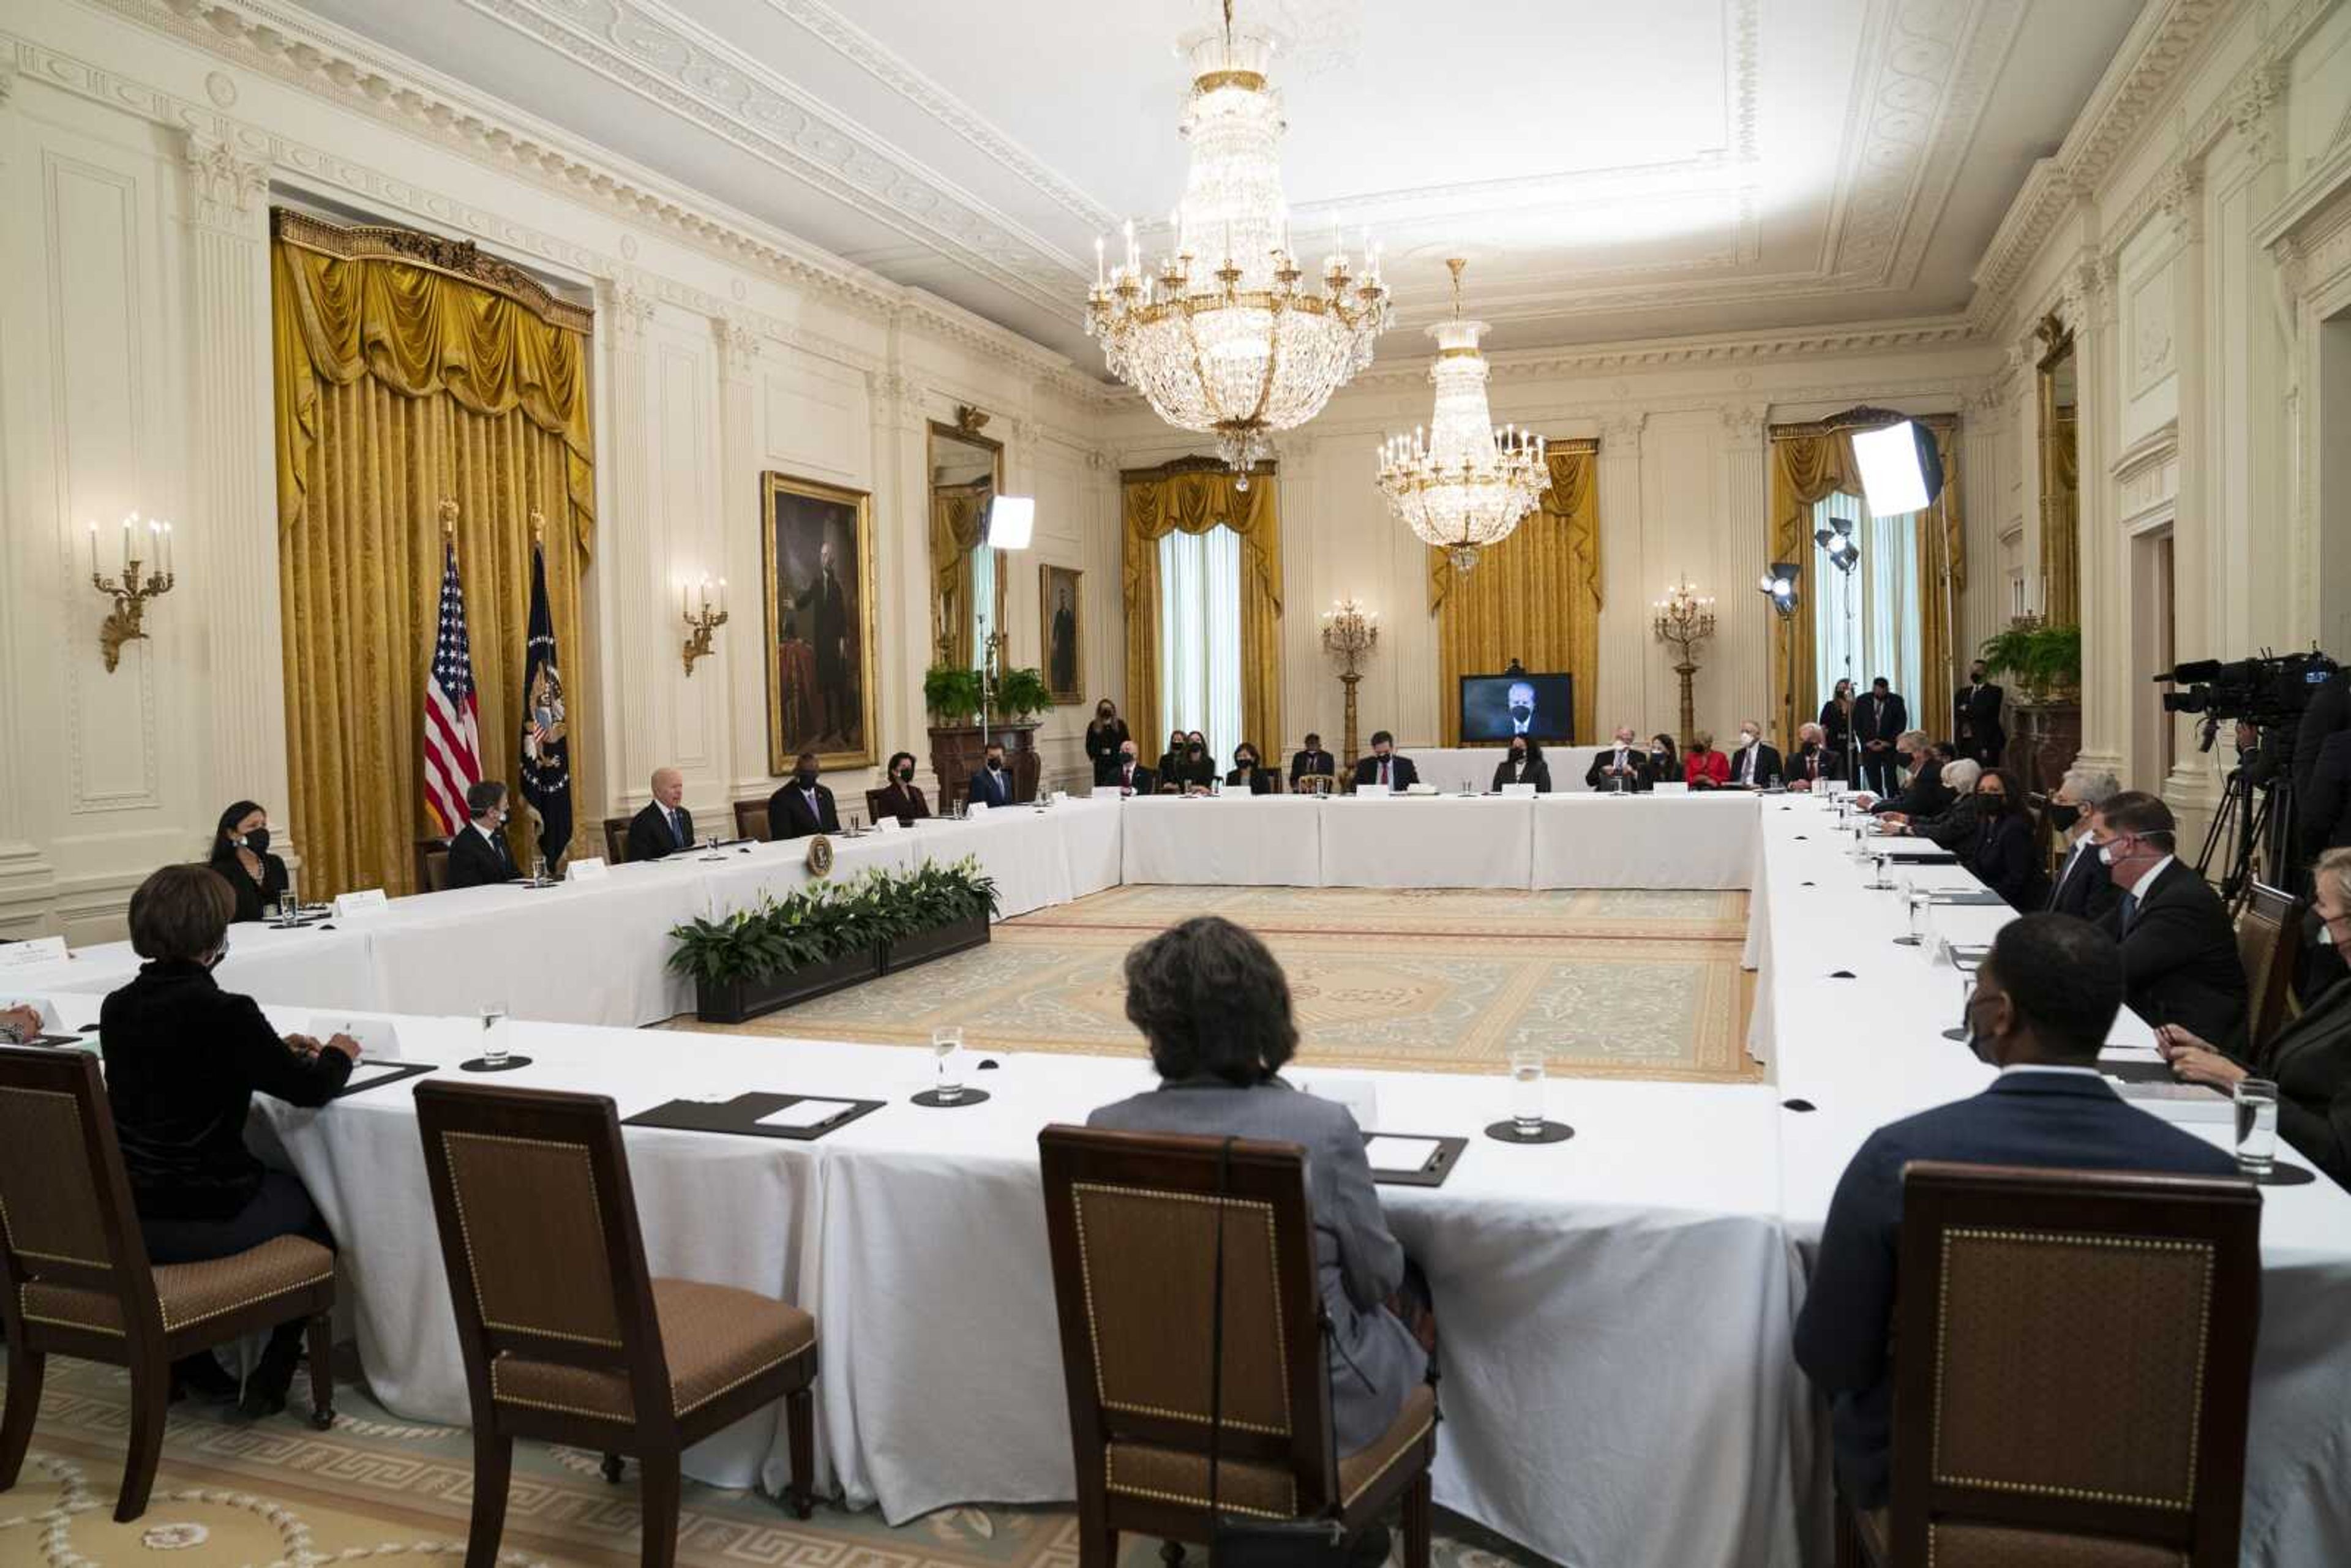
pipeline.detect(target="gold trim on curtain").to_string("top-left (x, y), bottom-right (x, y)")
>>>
top-left (271, 211), bottom-right (596, 898)
top-left (1916, 421), bottom-right (1966, 749)
top-left (1121, 457), bottom-right (1282, 756)
top-left (1426, 443), bottom-right (1602, 745)
top-left (929, 481), bottom-right (990, 667)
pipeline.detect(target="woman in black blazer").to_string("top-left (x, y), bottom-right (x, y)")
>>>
top-left (1818, 679), bottom-right (1857, 779)
top-left (100, 865), bottom-right (358, 1415)
top-left (1491, 737), bottom-right (1552, 793)
top-left (1226, 743), bottom-right (1276, 794)
top-left (1084, 700), bottom-right (1131, 787)
top-left (1963, 768), bottom-right (2041, 909)
top-left (874, 751), bottom-right (931, 825)
top-left (206, 798), bottom-right (289, 922)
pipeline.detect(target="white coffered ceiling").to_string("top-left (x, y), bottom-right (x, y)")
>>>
top-left (287, 0), bottom-right (2145, 367)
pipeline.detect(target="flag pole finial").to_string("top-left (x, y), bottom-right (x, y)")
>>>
top-left (438, 498), bottom-right (459, 538)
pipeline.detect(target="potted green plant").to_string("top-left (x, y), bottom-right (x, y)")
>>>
top-left (882, 858), bottom-right (1000, 972)
top-left (923, 664), bottom-right (986, 723)
top-left (989, 666), bottom-right (1055, 722)
top-left (1978, 623), bottom-right (2081, 704)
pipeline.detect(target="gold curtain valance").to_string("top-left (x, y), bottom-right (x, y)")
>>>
top-left (1121, 457), bottom-right (1283, 755)
top-left (1426, 443), bottom-right (1602, 746)
top-left (271, 209), bottom-right (596, 558)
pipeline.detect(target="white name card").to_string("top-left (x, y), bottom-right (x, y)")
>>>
top-left (965, 800), bottom-right (990, 816)
top-left (1501, 783), bottom-right (1537, 798)
top-left (1, 994), bottom-right (66, 1034)
top-left (1354, 782), bottom-right (1390, 798)
top-left (0, 936), bottom-right (70, 969)
top-left (871, 815), bottom-right (896, 834)
top-left (308, 1016), bottom-right (402, 1059)
top-left (333, 888), bottom-right (389, 917)
top-left (1652, 782), bottom-right (1689, 795)
top-left (566, 858), bottom-right (609, 883)
top-left (1295, 1073), bottom-right (1379, 1131)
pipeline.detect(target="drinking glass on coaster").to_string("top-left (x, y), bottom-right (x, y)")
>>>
top-left (1483, 1049), bottom-right (1570, 1143)
top-left (915, 1026), bottom-right (987, 1107)
top-left (2233, 1078), bottom-right (2281, 1177)
top-left (276, 892), bottom-right (300, 927)
top-left (1894, 879), bottom-right (1928, 945)
top-left (1943, 964), bottom-right (1975, 1042)
top-left (464, 1002), bottom-right (528, 1072)
top-left (530, 855), bottom-right (547, 887)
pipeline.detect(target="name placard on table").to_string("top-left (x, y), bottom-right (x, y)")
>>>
top-left (0, 936), bottom-right (70, 969)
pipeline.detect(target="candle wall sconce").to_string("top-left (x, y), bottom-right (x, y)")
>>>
top-left (681, 575), bottom-right (729, 675)
top-left (89, 512), bottom-right (176, 673)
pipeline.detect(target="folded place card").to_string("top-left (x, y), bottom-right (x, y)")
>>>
top-left (566, 858), bottom-right (609, 883)
top-left (965, 800), bottom-right (989, 816)
top-left (307, 1016), bottom-right (402, 1059)
top-left (1294, 1073), bottom-right (1378, 1131)
top-left (332, 888), bottom-right (389, 917)
top-left (1355, 783), bottom-right (1389, 798)
top-left (1501, 783), bottom-right (1537, 798)
top-left (0, 936), bottom-right (72, 969)
top-left (1652, 782), bottom-right (1689, 795)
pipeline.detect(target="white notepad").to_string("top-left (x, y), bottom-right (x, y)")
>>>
top-left (756, 1098), bottom-right (854, 1130)
top-left (1363, 1136), bottom-right (1443, 1172)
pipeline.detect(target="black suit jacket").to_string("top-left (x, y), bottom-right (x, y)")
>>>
top-left (1107, 762), bottom-right (1157, 797)
top-left (2248, 976), bottom-right (2351, 1190)
top-left (1793, 1072), bottom-right (2238, 1509)
top-left (1289, 749), bottom-right (1337, 784)
top-left (966, 765), bottom-right (1016, 809)
top-left (1954, 681), bottom-right (2005, 755)
top-left (1352, 754), bottom-right (1419, 791)
top-left (1790, 743), bottom-right (1832, 786)
top-left (2300, 728), bottom-right (2351, 853)
top-left (1584, 745), bottom-right (1653, 791)
top-left (625, 801), bottom-right (695, 863)
top-left (2045, 836), bottom-right (2122, 923)
top-left (1491, 756), bottom-right (1553, 793)
top-left (2102, 858), bottom-right (2248, 1046)
top-left (1225, 765), bottom-right (1277, 795)
top-left (208, 852), bottom-right (289, 925)
top-left (446, 823), bottom-right (518, 888)
top-left (1857, 692), bottom-right (1907, 752)
top-left (1963, 814), bottom-right (2041, 909)
top-left (873, 781), bottom-right (930, 826)
top-left (767, 782), bottom-right (839, 840)
top-left (1727, 741), bottom-right (1782, 789)
top-left (1872, 759), bottom-right (1952, 819)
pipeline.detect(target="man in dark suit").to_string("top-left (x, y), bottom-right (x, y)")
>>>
top-left (1108, 740), bottom-right (1156, 798)
top-left (624, 767), bottom-right (696, 862)
top-left (1954, 660), bottom-right (2005, 765)
top-left (1856, 677), bottom-right (1908, 795)
top-left (1351, 731), bottom-right (1418, 792)
top-left (2044, 770), bottom-right (2123, 922)
top-left (767, 751), bottom-right (839, 840)
top-left (1867, 731), bottom-right (1951, 819)
top-left (2090, 792), bottom-right (2247, 1045)
top-left (790, 539), bottom-right (851, 746)
top-left (1289, 732), bottom-right (1337, 789)
top-left (1725, 721), bottom-right (1782, 789)
top-left (1793, 913), bottom-right (2238, 1512)
top-left (445, 780), bottom-right (520, 888)
top-left (967, 741), bottom-right (1016, 809)
top-left (1585, 726), bottom-right (1654, 793)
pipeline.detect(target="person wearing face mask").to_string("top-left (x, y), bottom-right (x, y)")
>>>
top-left (1723, 721), bottom-right (1782, 790)
top-left (967, 741), bottom-right (1016, 809)
top-left (1226, 743), bottom-right (1276, 795)
top-left (1351, 731), bottom-right (1419, 792)
top-left (1084, 700), bottom-right (1131, 788)
top-left (2042, 770), bottom-right (2123, 922)
top-left (99, 864), bottom-right (362, 1417)
top-left (1109, 740), bottom-right (1157, 798)
top-left (623, 767), bottom-right (696, 863)
top-left (874, 751), bottom-right (931, 825)
top-left (1289, 732), bottom-right (1337, 792)
top-left (1854, 677), bottom-right (1908, 795)
top-left (2090, 792), bottom-right (2246, 1045)
top-left (447, 781), bottom-right (522, 888)
top-left (768, 750), bottom-right (841, 839)
top-left (1682, 730), bottom-right (1730, 790)
top-left (1584, 727), bottom-right (1654, 792)
top-left (1864, 730), bottom-right (1949, 819)
top-left (1880, 759), bottom-right (1980, 845)
top-left (1954, 659), bottom-right (2005, 766)
top-left (1179, 730), bottom-right (1217, 793)
top-left (1491, 736), bottom-right (1551, 793)
top-left (206, 799), bottom-right (289, 923)
top-left (1786, 722), bottom-right (1832, 790)
top-left (1794, 913), bottom-right (2235, 1515)
top-left (1960, 767), bottom-right (2044, 910)
top-left (1156, 728), bottom-right (1188, 785)
top-left (2158, 846), bottom-right (2351, 1190)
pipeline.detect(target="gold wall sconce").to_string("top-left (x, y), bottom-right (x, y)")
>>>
top-left (88, 512), bottom-right (176, 673)
top-left (680, 574), bottom-right (729, 675)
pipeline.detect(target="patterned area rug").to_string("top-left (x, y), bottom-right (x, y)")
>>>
top-left (699, 887), bottom-right (1758, 1084)
top-left (1, 1356), bottom-right (1536, 1566)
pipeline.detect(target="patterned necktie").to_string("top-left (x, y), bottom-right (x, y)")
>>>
top-left (1380, 759), bottom-right (1391, 787)
top-left (2117, 890), bottom-right (2139, 935)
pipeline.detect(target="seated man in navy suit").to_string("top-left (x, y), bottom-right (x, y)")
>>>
top-left (966, 740), bottom-right (1016, 809)
top-left (1793, 913), bottom-right (2238, 1513)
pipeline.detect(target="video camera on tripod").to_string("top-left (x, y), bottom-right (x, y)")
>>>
top-left (2151, 648), bottom-right (2339, 900)
top-left (2154, 650), bottom-right (2339, 749)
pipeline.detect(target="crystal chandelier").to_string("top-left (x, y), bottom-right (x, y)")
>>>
top-left (1085, 1), bottom-right (1392, 484)
top-left (1376, 258), bottom-right (1546, 572)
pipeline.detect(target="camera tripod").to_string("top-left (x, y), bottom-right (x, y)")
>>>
top-left (2193, 755), bottom-right (2295, 905)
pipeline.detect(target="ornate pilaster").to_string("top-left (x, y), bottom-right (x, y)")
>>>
top-left (2069, 249), bottom-right (2128, 787)
top-left (714, 315), bottom-right (759, 787)
top-left (178, 130), bottom-right (291, 860)
top-left (1595, 414), bottom-right (1648, 732)
top-left (598, 277), bottom-right (658, 797)
top-left (2227, 62), bottom-right (2287, 170)
top-left (1718, 405), bottom-right (1771, 739)
top-left (869, 365), bottom-right (929, 760)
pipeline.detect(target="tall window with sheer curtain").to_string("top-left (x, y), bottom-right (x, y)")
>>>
top-left (1812, 490), bottom-right (1923, 710)
top-left (1157, 525), bottom-right (1244, 756)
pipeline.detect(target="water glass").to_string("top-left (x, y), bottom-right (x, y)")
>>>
top-left (932, 1026), bottom-right (966, 1103)
top-left (531, 855), bottom-right (547, 885)
top-left (479, 1002), bottom-right (511, 1067)
top-left (277, 892), bottom-right (299, 926)
top-left (2233, 1078), bottom-right (2280, 1176)
top-left (1508, 1049), bottom-right (1547, 1138)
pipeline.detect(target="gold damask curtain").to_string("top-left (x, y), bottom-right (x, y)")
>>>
top-left (1427, 444), bottom-right (1601, 745)
top-left (1122, 458), bottom-right (1281, 754)
top-left (271, 210), bottom-right (597, 898)
top-left (1766, 415), bottom-right (1964, 748)
top-left (929, 481), bottom-right (1002, 669)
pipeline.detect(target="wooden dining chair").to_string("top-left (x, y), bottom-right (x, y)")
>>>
top-left (416, 836), bottom-right (454, 893)
top-left (1294, 773), bottom-right (1335, 798)
top-left (0, 1046), bottom-right (337, 1522)
top-left (414, 1080), bottom-right (818, 1568)
top-left (732, 798), bottom-right (770, 842)
top-left (2235, 882), bottom-right (2303, 1054)
top-left (1038, 1125), bottom-right (1437, 1568)
top-left (602, 816), bottom-right (632, 865)
top-left (1839, 1160), bottom-right (2261, 1568)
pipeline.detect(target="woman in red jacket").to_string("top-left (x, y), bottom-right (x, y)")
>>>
top-left (1684, 730), bottom-right (1731, 789)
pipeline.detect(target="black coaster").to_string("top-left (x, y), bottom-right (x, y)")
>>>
top-left (459, 1056), bottom-right (534, 1073)
top-left (1941, 1026), bottom-right (1970, 1042)
top-left (912, 1088), bottom-right (991, 1109)
top-left (1483, 1119), bottom-right (1573, 1145)
top-left (2248, 1160), bottom-right (2316, 1187)
top-left (1892, 935), bottom-right (1924, 946)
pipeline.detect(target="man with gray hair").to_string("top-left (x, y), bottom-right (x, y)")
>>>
top-left (2045, 768), bottom-right (2122, 921)
top-left (1865, 729), bottom-right (1949, 819)
top-left (624, 766), bottom-right (697, 862)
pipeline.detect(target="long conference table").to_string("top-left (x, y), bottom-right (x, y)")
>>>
top-left (13, 792), bottom-right (2351, 1568)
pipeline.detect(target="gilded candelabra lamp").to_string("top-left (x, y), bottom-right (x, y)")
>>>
top-left (680, 573), bottom-right (729, 676)
top-left (88, 511), bottom-right (176, 673)
top-left (1651, 579), bottom-right (1717, 749)
top-left (1319, 596), bottom-right (1379, 768)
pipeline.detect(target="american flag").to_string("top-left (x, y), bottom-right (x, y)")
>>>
top-left (423, 539), bottom-right (484, 837)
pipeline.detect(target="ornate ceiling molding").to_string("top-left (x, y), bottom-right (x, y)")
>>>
top-left (1335, 314), bottom-right (1984, 391)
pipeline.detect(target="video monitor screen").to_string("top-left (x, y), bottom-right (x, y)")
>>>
top-left (1460, 673), bottom-right (1574, 745)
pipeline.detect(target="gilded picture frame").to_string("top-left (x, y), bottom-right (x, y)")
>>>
top-left (762, 471), bottom-right (879, 773)
top-left (1040, 563), bottom-right (1083, 705)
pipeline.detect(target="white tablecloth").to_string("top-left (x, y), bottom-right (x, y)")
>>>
top-left (1319, 796), bottom-right (1535, 888)
top-left (1120, 795), bottom-right (1325, 886)
top-left (1412, 745), bottom-right (1607, 793)
top-left (30, 920), bottom-right (380, 1015)
top-left (1531, 793), bottom-right (1762, 889)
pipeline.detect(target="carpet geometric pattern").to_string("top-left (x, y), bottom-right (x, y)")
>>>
top-left (706, 887), bottom-right (1757, 1084)
top-left (0, 1355), bottom-right (1538, 1567)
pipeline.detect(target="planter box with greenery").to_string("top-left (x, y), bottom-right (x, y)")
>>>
top-left (1978, 622), bottom-right (2082, 705)
top-left (667, 858), bottom-right (1001, 1024)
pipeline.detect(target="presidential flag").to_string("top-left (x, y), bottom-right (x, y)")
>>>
top-left (519, 537), bottom-right (573, 868)
top-left (423, 538), bottom-right (484, 838)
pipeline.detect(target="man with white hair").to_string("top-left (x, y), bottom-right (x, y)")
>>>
top-left (1864, 729), bottom-right (1949, 819)
top-left (624, 766), bottom-right (697, 861)
top-left (2044, 768), bottom-right (2122, 921)
top-left (1788, 722), bottom-right (1832, 790)
top-left (1881, 759), bottom-right (1982, 846)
